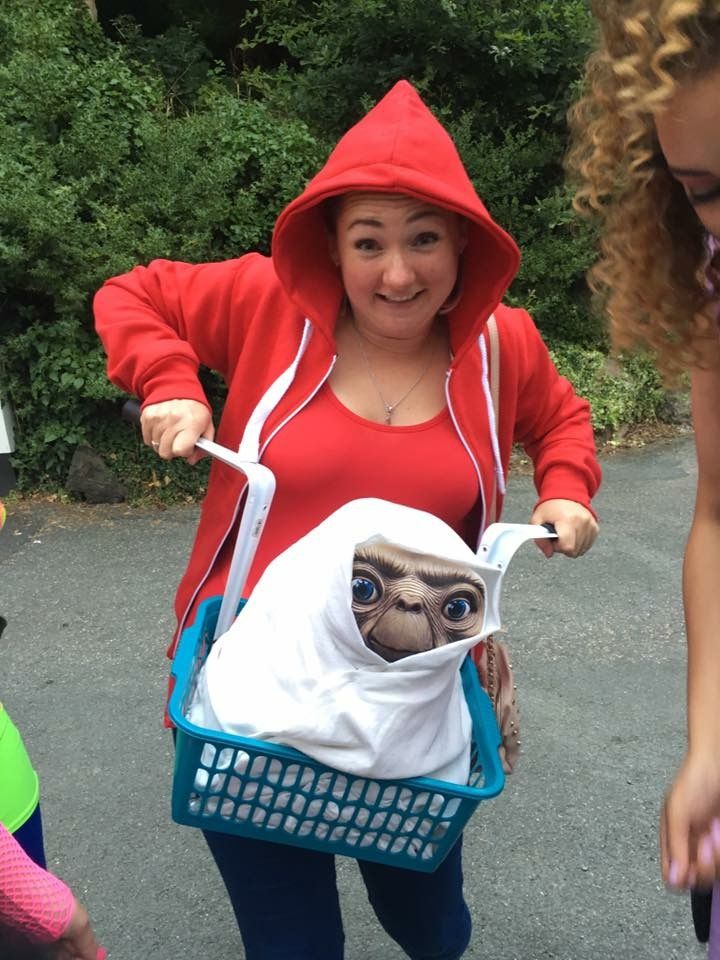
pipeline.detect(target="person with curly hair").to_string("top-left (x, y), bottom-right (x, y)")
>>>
top-left (567, 0), bottom-right (720, 896)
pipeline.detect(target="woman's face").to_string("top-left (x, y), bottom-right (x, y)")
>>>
top-left (655, 66), bottom-right (720, 238)
top-left (328, 193), bottom-right (467, 341)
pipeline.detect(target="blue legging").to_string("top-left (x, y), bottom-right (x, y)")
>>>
top-left (12, 804), bottom-right (46, 869)
top-left (202, 829), bottom-right (471, 960)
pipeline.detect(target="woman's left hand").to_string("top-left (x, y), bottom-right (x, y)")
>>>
top-left (530, 499), bottom-right (598, 558)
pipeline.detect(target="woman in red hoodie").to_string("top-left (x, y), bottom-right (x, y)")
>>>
top-left (95, 80), bottom-right (600, 959)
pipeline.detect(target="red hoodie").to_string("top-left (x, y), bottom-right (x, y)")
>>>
top-left (95, 80), bottom-right (600, 667)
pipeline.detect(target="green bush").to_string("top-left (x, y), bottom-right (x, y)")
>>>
top-left (0, 0), bottom-right (323, 494)
top-left (0, 0), bottom-right (675, 500)
top-left (549, 344), bottom-right (667, 434)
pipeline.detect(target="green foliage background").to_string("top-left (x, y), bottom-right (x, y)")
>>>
top-left (0, 0), bottom-right (666, 499)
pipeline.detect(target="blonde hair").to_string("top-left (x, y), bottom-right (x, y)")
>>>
top-left (567, 0), bottom-right (720, 379)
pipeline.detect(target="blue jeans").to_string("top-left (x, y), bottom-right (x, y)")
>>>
top-left (202, 830), bottom-right (471, 960)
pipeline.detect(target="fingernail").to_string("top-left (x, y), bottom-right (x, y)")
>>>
top-left (668, 861), bottom-right (681, 887)
top-left (711, 818), bottom-right (720, 851)
top-left (700, 836), bottom-right (714, 865)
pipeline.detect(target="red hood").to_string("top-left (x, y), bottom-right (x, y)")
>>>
top-left (272, 79), bottom-right (521, 360)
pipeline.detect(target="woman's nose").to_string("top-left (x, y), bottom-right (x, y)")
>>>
top-left (383, 251), bottom-right (415, 288)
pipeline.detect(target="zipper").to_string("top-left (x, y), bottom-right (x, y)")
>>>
top-left (444, 367), bottom-right (487, 552)
top-left (172, 355), bottom-right (337, 647)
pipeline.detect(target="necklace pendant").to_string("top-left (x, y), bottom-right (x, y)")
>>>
top-left (384, 405), bottom-right (393, 425)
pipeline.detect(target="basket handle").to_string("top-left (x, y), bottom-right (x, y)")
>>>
top-left (122, 399), bottom-right (276, 639)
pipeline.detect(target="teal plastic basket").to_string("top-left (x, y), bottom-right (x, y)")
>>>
top-left (169, 595), bottom-right (505, 873)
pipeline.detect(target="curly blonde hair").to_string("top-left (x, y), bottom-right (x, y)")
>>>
top-left (567, 0), bottom-right (720, 379)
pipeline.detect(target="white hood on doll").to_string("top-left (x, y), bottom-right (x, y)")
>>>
top-left (188, 498), bottom-right (504, 784)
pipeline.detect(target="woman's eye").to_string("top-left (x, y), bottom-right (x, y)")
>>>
top-left (352, 577), bottom-right (380, 603)
top-left (413, 231), bottom-right (440, 247)
top-left (687, 183), bottom-right (720, 206)
top-left (354, 237), bottom-right (381, 252)
top-left (443, 596), bottom-right (472, 621)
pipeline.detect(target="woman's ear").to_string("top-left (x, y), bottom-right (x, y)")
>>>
top-left (327, 231), bottom-right (340, 267)
top-left (458, 217), bottom-right (469, 254)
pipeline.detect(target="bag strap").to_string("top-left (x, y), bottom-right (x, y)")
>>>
top-left (486, 313), bottom-right (500, 523)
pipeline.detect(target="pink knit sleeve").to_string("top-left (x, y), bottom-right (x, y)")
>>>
top-left (0, 821), bottom-right (74, 941)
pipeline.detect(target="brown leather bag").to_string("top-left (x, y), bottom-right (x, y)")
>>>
top-left (470, 637), bottom-right (519, 774)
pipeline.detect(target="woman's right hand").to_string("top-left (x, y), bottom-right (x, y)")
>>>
top-left (141, 399), bottom-right (214, 464)
top-left (661, 750), bottom-right (720, 889)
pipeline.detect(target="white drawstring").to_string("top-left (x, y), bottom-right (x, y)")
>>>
top-left (238, 319), bottom-right (314, 462)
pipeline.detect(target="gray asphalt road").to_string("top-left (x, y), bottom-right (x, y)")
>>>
top-left (0, 436), bottom-right (703, 959)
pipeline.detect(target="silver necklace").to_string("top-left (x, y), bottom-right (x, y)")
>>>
top-left (352, 322), bottom-right (436, 425)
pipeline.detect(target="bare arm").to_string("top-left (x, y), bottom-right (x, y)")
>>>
top-left (662, 360), bottom-right (720, 887)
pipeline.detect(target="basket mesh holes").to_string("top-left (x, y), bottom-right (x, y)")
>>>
top-left (331, 774), bottom-right (348, 799)
top-left (251, 808), bottom-right (266, 826)
top-left (432, 822), bottom-right (450, 841)
top-left (234, 750), bottom-right (250, 774)
top-left (283, 764), bottom-right (300, 788)
top-left (387, 814), bottom-right (402, 832)
top-left (370, 812), bottom-right (388, 830)
top-left (204, 797), bottom-right (219, 816)
top-left (200, 743), bottom-right (216, 766)
top-left (398, 788), bottom-right (412, 808)
top-left (314, 823), bottom-right (329, 840)
top-left (217, 748), bottom-right (234, 771)
top-left (380, 787), bottom-right (397, 807)
top-left (267, 813), bottom-right (283, 829)
top-left (410, 791), bottom-right (431, 814)
top-left (284, 816), bottom-right (298, 834)
top-left (274, 791), bottom-right (291, 811)
top-left (237, 804), bottom-right (252, 821)
top-left (339, 805), bottom-right (355, 824)
top-left (390, 837), bottom-right (408, 854)
top-left (400, 816), bottom-right (418, 834)
top-left (378, 833), bottom-right (392, 852)
top-left (209, 773), bottom-right (226, 793)
top-left (242, 782), bottom-right (259, 801)
top-left (346, 828), bottom-right (361, 847)
top-left (189, 793), bottom-right (201, 815)
top-left (354, 809), bottom-right (370, 828)
top-left (258, 786), bottom-right (274, 808)
top-left (249, 757), bottom-right (267, 778)
top-left (418, 819), bottom-right (434, 837)
top-left (306, 799), bottom-right (322, 817)
top-left (359, 833), bottom-right (376, 848)
top-left (314, 772), bottom-right (332, 796)
top-left (266, 759), bottom-right (283, 785)
top-left (291, 795), bottom-right (306, 816)
top-left (298, 821), bottom-right (313, 837)
top-left (443, 799), bottom-right (461, 818)
top-left (330, 826), bottom-right (346, 842)
top-left (194, 769), bottom-right (209, 791)
top-left (364, 782), bottom-right (381, 804)
top-left (323, 802), bottom-right (340, 822)
top-left (227, 776), bottom-right (241, 799)
top-left (421, 843), bottom-right (436, 861)
top-left (429, 794), bottom-right (445, 816)
top-left (220, 800), bottom-right (235, 819)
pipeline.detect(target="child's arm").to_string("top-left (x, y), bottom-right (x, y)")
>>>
top-left (0, 822), bottom-right (105, 958)
top-left (662, 362), bottom-right (720, 890)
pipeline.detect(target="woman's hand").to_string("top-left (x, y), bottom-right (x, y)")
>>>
top-left (141, 399), bottom-right (214, 465)
top-left (661, 751), bottom-right (720, 890)
top-left (530, 499), bottom-right (598, 558)
top-left (57, 898), bottom-right (106, 960)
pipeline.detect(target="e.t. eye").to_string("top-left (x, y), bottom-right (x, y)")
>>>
top-left (352, 577), bottom-right (380, 604)
top-left (443, 597), bottom-right (472, 621)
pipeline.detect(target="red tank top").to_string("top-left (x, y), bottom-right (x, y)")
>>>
top-left (241, 384), bottom-right (480, 594)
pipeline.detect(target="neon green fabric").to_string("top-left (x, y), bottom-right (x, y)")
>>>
top-left (0, 704), bottom-right (40, 833)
